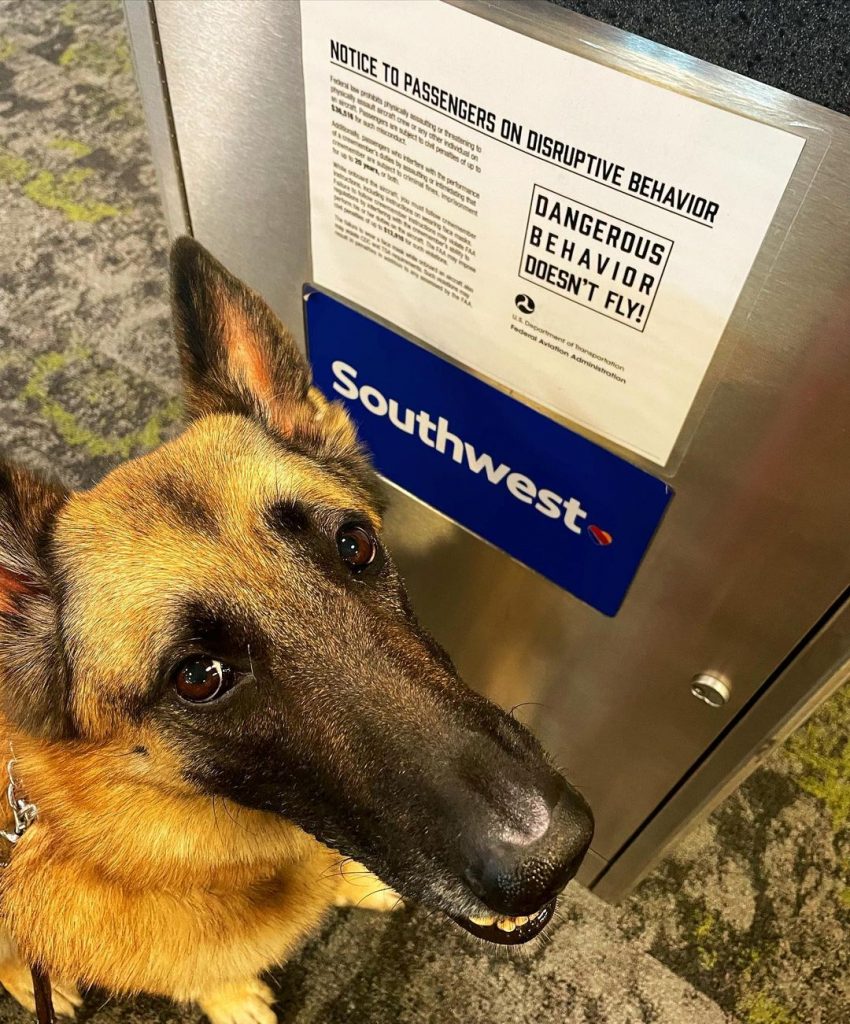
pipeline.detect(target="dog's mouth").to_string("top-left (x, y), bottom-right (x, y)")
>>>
top-left (447, 897), bottom-right (557, 945)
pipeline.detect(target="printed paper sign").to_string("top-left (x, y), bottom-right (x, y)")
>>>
top-left (519, 185), bottom-right (674, 332)
top-left (300, 1), bottom-right (804, 464)
top-left (305, 290), bottom-right (672, 615)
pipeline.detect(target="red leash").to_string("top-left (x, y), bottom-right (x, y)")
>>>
top-left (30, 966), bottom-right (55, 1024)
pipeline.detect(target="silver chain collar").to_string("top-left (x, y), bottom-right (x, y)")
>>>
top-left (0, 756), bottom-right (51, 1024)
top-left (0, 759), bottom-right (38, 847)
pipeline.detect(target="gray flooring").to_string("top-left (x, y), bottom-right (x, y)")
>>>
top-left (550, 1), bottom-right (850, 115)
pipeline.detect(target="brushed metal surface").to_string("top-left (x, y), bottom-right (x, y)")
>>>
top-left (594, 596), bottom-right (850, 902)
top-left (123, 1), bottom-right (189, 237)
top-left (135, 0), bottom-right (850, 888)
top-left (576, 848), bottom-right (608, 887)
top-left (153, 0), bottom-right (310, 347)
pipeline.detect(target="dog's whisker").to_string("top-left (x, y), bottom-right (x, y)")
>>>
top-left (94, 995), bottom-right (114, 1014)
top-left (317, 859), bottom-right (350, 883)
top-left (508, 701), bottom-right (553, 718)
top-left (316, 856), bottom-right (360, 883)
top-left (356, 886), bottom-right (393, 908)
top-left (420, 905), bottom-right (443, 925)
top-left (220, 796), bottom-right (254, 835)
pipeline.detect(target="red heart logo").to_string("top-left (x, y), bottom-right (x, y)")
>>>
top-left (588, 525), bottom-right (613, 546)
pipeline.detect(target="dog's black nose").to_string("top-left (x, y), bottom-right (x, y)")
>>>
top-left (459, 778), bottom-right (594, 917)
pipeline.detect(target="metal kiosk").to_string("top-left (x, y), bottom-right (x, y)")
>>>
top-left (125, 0), bottom-right (850, 900)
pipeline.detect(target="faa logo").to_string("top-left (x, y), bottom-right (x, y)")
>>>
top-left (515, 293), bottom-right (535, 314)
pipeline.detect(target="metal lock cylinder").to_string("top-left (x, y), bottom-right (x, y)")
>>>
top-left (690, 673), bottom-right (732, 708)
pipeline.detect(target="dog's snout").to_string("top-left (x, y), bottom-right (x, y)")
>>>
top-left (459, 778), bottom-right (594, 917)
top-left (491, 787), bottom-right (552, 846)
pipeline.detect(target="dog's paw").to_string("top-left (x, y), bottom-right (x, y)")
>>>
top-left (0, 961), bottom-right (82, 1018)
top-left (198, 978), bottom-right (277, 1024)
top-left (333, 861), bottom-right (403, 912)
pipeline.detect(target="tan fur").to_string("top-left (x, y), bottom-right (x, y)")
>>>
top-left (198, 978), bottom-right (277, 1024)
top-left (0, 418), bottom-right (394, 1012)
top-left (0, 709), bottom-right (391, 1007)
top-left (0, 241), bottom-right (408, 1020)
top-left (218, 290), bottom-right (282, 436)
top-left (56, 415), bottom-right (377, 739)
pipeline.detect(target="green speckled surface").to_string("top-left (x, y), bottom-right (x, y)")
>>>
top-left (622, 684), bottom-right (850, 1023)
top-left (0, 2), bottom-right (847, 1022)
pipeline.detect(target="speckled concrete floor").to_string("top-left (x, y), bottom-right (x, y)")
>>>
top-left (0, 3), bottom-right (847, 1023)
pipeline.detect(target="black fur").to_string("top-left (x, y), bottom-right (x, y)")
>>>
top-left (0, 460), bottom-right (72, 738)
top-left (149, 471), bottom-right (220, 538)
top-left (170, 237), bottom-right (312, 426)
top-left (170, 238), bottom-right (384, 513)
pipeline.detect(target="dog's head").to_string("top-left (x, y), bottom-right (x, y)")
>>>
top-left (0, 239), bottom-right (592, 944)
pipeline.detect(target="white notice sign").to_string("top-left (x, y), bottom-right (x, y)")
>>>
top-left (300, 1), bottom-right (804, 464)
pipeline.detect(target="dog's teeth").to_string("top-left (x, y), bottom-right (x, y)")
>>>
top-left (513, 916), bottom-right (529, 926)
top-left (496, 918), bottom-right (516, 933)
top-left (469, 915), bottom-right (497, 927)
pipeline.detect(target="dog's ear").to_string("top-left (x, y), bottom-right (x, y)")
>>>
top-left (0, 460), bottom-right (71, 739)
top-left (170, 237), bottom-right (359, 462)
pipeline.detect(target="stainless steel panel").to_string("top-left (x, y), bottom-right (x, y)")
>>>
top-left (153, 0), bottom-right (310, 346)
top-left (576, 848), bottom-right (608, 887)
top-left (124, 1), bottom-right (189, 238)
top-left (134, 0), bottom-right (850, 889)
top-left (594, 595), bottom-right (850, 901)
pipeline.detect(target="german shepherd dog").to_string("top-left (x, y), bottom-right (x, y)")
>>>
top-left (0, 239), bottom-right (593, 1021)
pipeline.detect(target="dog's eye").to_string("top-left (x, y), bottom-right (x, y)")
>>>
top-left (173, 657), bottom-right (235, 703)
top-left (336, 524), bottom-right (376, 570)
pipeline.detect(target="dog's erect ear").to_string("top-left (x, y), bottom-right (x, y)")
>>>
top-left (170, 237), bottom-right (358, 461)
top-left (0, 461), bottom-right (71, 739)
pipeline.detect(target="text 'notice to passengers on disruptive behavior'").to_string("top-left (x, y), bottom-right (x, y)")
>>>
top-left (301, 1), bottom-right (804, 464)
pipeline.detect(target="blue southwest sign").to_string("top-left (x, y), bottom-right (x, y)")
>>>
top-left (304, 289), bottom-right (672, 615)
